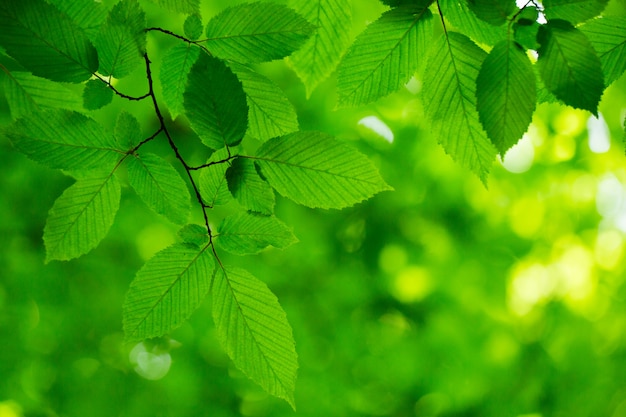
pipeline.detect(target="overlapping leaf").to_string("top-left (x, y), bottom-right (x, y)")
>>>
top-left (184, 53), bottom-right (248, 149)
top-left (127, 153), bottom-right (191, 225)
top-left (543, 0), bottom-right (608, 24)
top-left (226, 158), bottom-right (275, 215)
top-left (114, 111), bottom-right (143, 150)
top-left (288, 0), bottom-right (352, 97)
top-left (198, 147), bottom-right (234, 207)
top-left (254, 131), bottom-right (392, 209)
top-left (212, 266), bottom-right (298, 409)
top-left (467, 0), bottom-right (516, 26)
top-left (0, 0), bottom-right (98, 83)
top-left (537, 20), bottom-right (604, 115)
top-left (44, 175), bottom-right (121, 262)
top-left (336, 5), bottom-right (433, 107)
top-left (123, 243), bottom-right (214, 341)
top-left (204, 2), bottom-right (315, 63)
top-left (422, 32), bottom-right (496, 182)
top-left (47, 0), bottom-right (107, 40)
top-left (83, 79), bottom-right (113, 110)
top-left (217, 212), bottom-right (297, 255)
top-left (160, 44), bottom-right (200, 120)
top-left (439, 0), bottom-right (507, 46)
top-left (4, 109), bottom-right (123, 171)
top-left (581, 16), bottom-right (626, 87)
top-left (476, 40), bottom-right (536, 154)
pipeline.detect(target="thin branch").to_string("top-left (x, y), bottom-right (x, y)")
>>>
top-left (189, 154), bottom-right (237, 171)
top-left (145, 27), bottom-right (212, 55)
top-left (93, 73), bottom-right (150, 101)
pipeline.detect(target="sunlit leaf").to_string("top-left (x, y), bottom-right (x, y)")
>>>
top-left (160, 44), bottom-right (200, 120)
top-left (580, 16), bottom-right (626, 88)
top-left (467, 0), bottom-right (516, 26)
top-left (217, 212), bottom-right (297, 255)
top-left (198, 147), bottom-right (234, 207)
top-left (439, 0), bottom-right (507, 46)
top-left (178, 224), bottom-right (209, 247)
top-left (226, 158), bottom-right (275, 215)
top-left (83, 79), bottom-right (113, 110)
top-left (543, 0), bottom-right (608, 24)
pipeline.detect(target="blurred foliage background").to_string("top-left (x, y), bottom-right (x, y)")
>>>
top-left (2, 0), bottom-right (626, 416)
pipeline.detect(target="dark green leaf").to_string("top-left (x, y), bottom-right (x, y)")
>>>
top-left (160, 44), bottom-right (200, 120)
top-left (439, 0), bottom-right (508, 46)
top-left (184, 14), bottom-right (203, 40)
top-left (226, 158), bottom-right (275, 215)
top-left (178, 224), bottom-right (209, 247)
top-left (543, 0), bottom-right (608, 24)
top-left (217, 212), bottom-right (298, 255)
top-left (114, 111), bottom-right (143, 150)
top-left (198, 147), bottom-right (234, 207)
top-left (514, 19), bottom-right (540, 50)
top-left (47, 0), bottom-right (107, 40)
top-left (580, 16), bottom-right (626, 87)
top-left (467, 0), bottom-right (517, 26)
top-left (83, 79), bottom-right (113, 110)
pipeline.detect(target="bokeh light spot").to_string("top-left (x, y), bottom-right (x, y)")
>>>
top-left (594, 230), bottom-right (624, 271)
top-left (378, 244), bottom-right (408, 275)
top-left (501, 134), bottom-right (534, 173)
top-left (357, 116), bottom-right (394, 143)
top-left (391, 266), bottom-right (432, 303)
top-left (587, 113), bottom-right (611, 153)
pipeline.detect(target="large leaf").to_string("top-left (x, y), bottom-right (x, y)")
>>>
top-left (160, 44), bottom-right (200, 120)
top-left (537, 20), bottom-right (604, 115)
top-left (1, 71), bottom-right (83, 119)
top-left (476, 40), bottom-right (536, 155)
top-left (47, 0), bottom-right (107, 40)
top-left (0, 0), bottom-right (98, 83)
top-left (228, 62), bottom-right (299, 142)
top-left (422, 32), bottom-right (496, 182)
top-left (44, 175), bottom-right (121, 262)
top-left (288, 0), bottom-right (352, 97)
top-left (123, 243), bottom-right (214, 341)
top-left (467, 0), bottom-right (517, 26)
top-left (580, 17), bottom-right (626, 88)
top-left (543, 0), bottom-right (608, 24)
top-left (4, 109), bottom-right (123, 171)
top-left (336, 5), bottom-right (433, 107)
top-left (226, 158), bottom-right (275, 215)
top-left (204, 2), bottom-right (315, 63)
top-left (439, 0), bottom-right (507, 46)
top-left (254, 131), bottom-right (392, 209)
top-left (95, 0), bottom-right (146, 79)
top-left (127, 153), bottom-right (191, 225)
top-left (217, 212), bottom-right (297, 255)
top-left (212, 266), bottom-right (298, 408)
top-left (184, 53), bottom-right (248, 149)
top-left (198, 147), bottom-right (234, 207)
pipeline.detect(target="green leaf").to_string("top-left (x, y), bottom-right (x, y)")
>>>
top-left (47, 0), bottom-right (107, 40)
top-left (160, 44), bottom-right (200, 120)
top-left (95, 0), bottom-right (146, 79)
top-left (152, 0), bottom-right (200, 14)
top-left (211, 266), bottom-right (298, 409)
top-left (184, 53), bottom-right (248, 149)
top-left (204, 2), bottom-right (315, 63)
top-left (184, 14), bottom-right (203, 40)
top-left (513, 19), bottom-right (540, 50)
top-left (476, 40), bottom-right (536, 155)
top-left (114, 111), bottom-right (143, 150)
top-left (580, 16), bottom-right (626, 87)
top-left (1, 71), bottom-right (83, 119)
top-left (336, 5), bottom-right (433, 107)
top-left (254, 131), bottom-right (392, 209)
top-left (44, 175), bottom-right (121, 262)
top-left (217, 212), bottom-right (298, 255)
top-left (537, 20), bottom-right (604, 115)
top-left (123, 243), bottom-right (214, 342)
top-left (0, 0), bottom-right (98, 83)
top-left (5, 109), bottom-right (123, 171)
top-left (422, 32), bottom-right (496, 182)
top-left (288, 0), bottom-right (352, 97)
top-left (178, 224), bottom-right (209, 247)
top-left (127, 153), bottom-right (191, 225)
top-left (226, 158), bottom-right (275, 215)
top-left (439, 0), bottom-right (508, 46)
top-left (198, 147), bottom-right (234, 207)
top-left (83, 79), bottom-right (113, 110)
top-left (228, 62), bottom-right (299, 142)
top-left (543, 0), bottom-right (608, 24)
top-left (467, 0), bottom-right (517, 26)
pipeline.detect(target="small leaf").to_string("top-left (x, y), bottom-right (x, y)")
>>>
top-left (513, 19), bottom-right (540, 50)
top-left (204, 2), bottom-right (315, 63)
top-left (198, 147), bottom-right (234, 207)
top-left (126, 153), bottom-right (191, 225)
top-left (0, 0), bottom-right (98, 83)
top-left (217, 212), bottom-right (298, 255)
top-left (160, 44), bottom-right (200, 120)
top-left (226, 158), bottom-right (275, 215)
top-left (255, 131), bottom-right (392, 209)
top-left (476, 40), bottom-right (536, 155)
top-left (543, 0), bottom-right (608, 24)
top-left (467, 0), bottom-right (516, 26)
top-left (228, 62), bottom-right (299, 142)
top-left (4, 109), bottom-right (123, 171)
top-left (123, 243), bottom-right (214, 342)
top-left (537, 20), bottom-right (604, 115)
top-left (580, 16), bottom-right (626, 88)
top-left (336, 5), bottom-right (433, 107)
top-left (211, 266), bottom-right (298, 409)
top-left (152, 0), bottom-right (200, 14)
top-left (115, 111), bottom-right (143, 150)
top-left (439, 0), bottom-right (507, 46)
top-left (178, 224), bottom-right (209, 247)
top-left (44, 175), bottom-right (121, 262)
top-left (184, 53), bottom-right (248, 149)
top-left (83, 79), bottom-right (113, 110)
top-left (184, 14), bottom-right (203, 40)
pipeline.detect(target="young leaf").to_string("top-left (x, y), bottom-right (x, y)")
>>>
top-left (123, 243), bottom-right (214, 342)
top-left (152, 0), bottom-right (200, 14)
top-left (254, 131), bottom-right (392, 209)
top-left (211, 266), bottom-right (298, 409)
top-left (184, 14), bottom-right (203, 40)
top-left (543, 0), bottom-right (608, 24)
top-left (184, 53), bottom-right (248, 149)
top-left (4, 109), bottom-right (123, 171)
top-left (126, 153), bottom-right (191, 225)
top-left (178, 224), bottom-right (209, 247)
top-left (198, 147), bottom-right (234, 207)
top-left (228, 62), bottom-right (299, 142)
top-left (336, 5), bottom-right (433, 107)
top-left (114, 111), bottom-right (143, 150)
top-left (580, 17), bottom-right (626, 88)
top-left (226, 158), bottom-right (275, 215)
top-left (288, 0), bottom-right (352, 97)
top-left (95, 0), bottom-right (146, 79)
top-left (0, 0), bottom-right (98, 83)
top-left (204, 2), bottom-right (315, 63)
top-left (422, 33), bottom-right (496, 182)
top-left (439, 0), bottom-right (507, 46)
top-left (476, 40), bottom-right (536, 155)
top-left (83, 79), bottom-right (113, 110)
top-left (44, 175), bottom-right (121, 262)
top-left (217, 212), bottom-right (298, 255)
top-left (537, 20), bottom-right (604, 115)
top-left (1, 71), bottom-right (83, 119)
top-left (160, 44), bottom-right (200, 120)
top-left (467, 0), bottom-right (516, 26)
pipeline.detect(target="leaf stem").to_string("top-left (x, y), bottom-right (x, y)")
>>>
top-left (93, 73), bottom-right (150, 101)
top-left (145, 27), bottom-right (212, 55)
